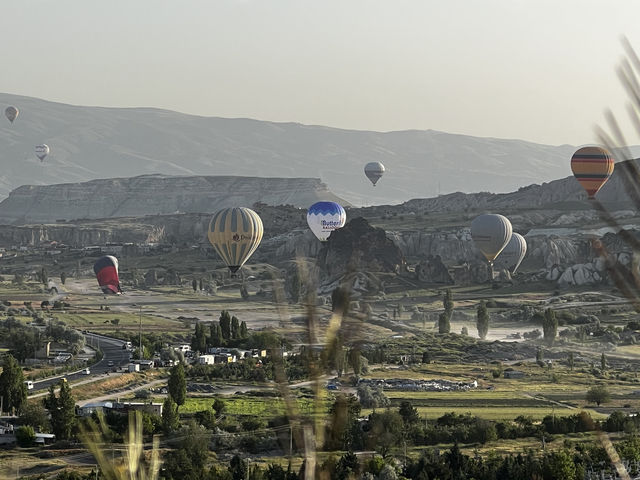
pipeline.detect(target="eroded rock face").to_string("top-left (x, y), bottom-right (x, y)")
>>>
top-left (0, 175), bottom-right (344, 224)
top-left (317, 217), bottom-right (405, 278)
top-left (415, 255), bottom-right (454, 284)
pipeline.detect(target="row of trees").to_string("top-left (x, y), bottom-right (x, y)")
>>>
top-left (191, 311), bottom-right (249, 352)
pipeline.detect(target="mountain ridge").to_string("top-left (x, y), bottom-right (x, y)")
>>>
top-left (0, 92), bottom-right (579, 205)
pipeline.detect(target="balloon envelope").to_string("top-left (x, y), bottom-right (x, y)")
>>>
top-left (364, 162), bottom-right (385, 186)
top-left (571, 146), bottom-right (614, 199)
top-left (5, 106), bottom-right (18, 123)
top-left (471, 214), bottom-right (513, 263)
top-left (494, 232), bottom-right (527, 273)
top-left (35, 144), bottom-right (50, 162)
top-left (307, 202), bottom-right (346, 241)
top-left (93, 255), bottom-right (121, 294)
top-left (208, 207), bottom-right (263, 273)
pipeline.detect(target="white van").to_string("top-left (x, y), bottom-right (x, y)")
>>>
top-left (24, 380), bottom-right (34, 390)
top-left (82, 367), bottom-right (90, 375)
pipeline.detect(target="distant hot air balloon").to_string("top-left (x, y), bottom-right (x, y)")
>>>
top-left (93, 255), bottom-right (122, 294)
top-left (494, 232), bottom-right (527, 274)
top-left (5, 106), bottom-right (18, 123)
top-left (471, 214), bottom-right (513, 268)
top-left (208, 207), bottom-right (263, 273)
top-left (307, 201), bottom-right (346, 242)
top-left (364, 162), bottom-right (385, 186)
top-left (570, 146), bottom-right (614, 199)
top-left (35, 144), bottom-right (50, 162)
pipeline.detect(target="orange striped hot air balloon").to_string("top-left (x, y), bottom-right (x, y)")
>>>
top-left (570, 146), bottom-right (614, 199)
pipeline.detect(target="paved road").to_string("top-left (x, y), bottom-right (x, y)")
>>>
top-left (31, 333), bottom-right (130, 392)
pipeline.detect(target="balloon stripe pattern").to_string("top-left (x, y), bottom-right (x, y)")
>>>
top-left (208, 207), bottom-right (263, 273)
top-left (570, 146), bottom-right (614, 199)
top-left (471, 214), bottom-right (513, 263)
top-left (93, 255), bottom-right (121, 294)
top-left (307, 201), bottom-right (346, 242)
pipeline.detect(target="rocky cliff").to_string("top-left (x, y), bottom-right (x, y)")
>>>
top-left (0, 175), bottom-right (344, 224)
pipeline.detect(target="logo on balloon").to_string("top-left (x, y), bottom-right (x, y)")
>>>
top-left (232, 233), bottom-right (257, 242)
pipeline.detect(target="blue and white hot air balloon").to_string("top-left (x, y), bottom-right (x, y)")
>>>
top-left (307, 202), bottom-right (346, 242)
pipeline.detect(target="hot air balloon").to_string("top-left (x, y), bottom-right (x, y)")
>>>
top-left (207, 207), bottom-right (263, 273)
top-left (5, 106), bottom-right (18, 123)
top-left (570, 146), bottom-right (614, 199)
top-left (364, 162), bottom-right (385, 186)
top-left (93, 255), bottom-right (122, 294)
top-left (35, 144), bottom-right (50, 162)
top-left (494, 232), bottom-right (527, 274)
top-left (471, 214), bottom-right (513, 268)
top-left (307, 201), bottom-right (346, 242)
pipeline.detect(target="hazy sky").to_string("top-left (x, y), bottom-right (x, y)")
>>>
top-left (2, 1), bottom-right (640, 145)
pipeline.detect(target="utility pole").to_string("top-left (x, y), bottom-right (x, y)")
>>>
top-left (139, 305), bottom-right (142, 359)
top-left (289, 424), bottom-right (293, 460)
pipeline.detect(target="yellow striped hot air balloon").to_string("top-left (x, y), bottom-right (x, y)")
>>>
top-left (207, 207), bottom-right (263, 273)
top-left (570, 146), bottom-right (614, 199)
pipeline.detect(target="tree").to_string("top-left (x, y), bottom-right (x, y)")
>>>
top-left (47, 380), bottom-right (76, 440)
top-left (209, 323), bottom-right (223, 347)
top-left (162, 397), bottom-right (180, 432)
top-left (60, 272), bottom-right (67, 285)
top-left (438, 312), bottom-right (450, 334)
top-left (40, 267), bottom-right (48, 286)
top-left (192, 278), bottom-right (197, 292)
top-left (542, 308), bottom-right (558, 346)
top-left (331, 287), bottom-right (350, 313)
top-left (19, 401), bottom-right (49, 432)
top-left (162, 421), bottom-right (210, 480)
top-left (191, 323), bottom-right (206, 353)
top-left (0, 354), bottom-right (27, 414)
top-left (231, 316), bottom-right (240, 339)
top-left (601, 352), bottom-right (607, 371)
top-left (398, 401), bottom-right (420, 425)
top-left (199, 278), bottom-right (203, 291)
top-left (239, 320), bottom-right (249, 339)
top-left (15, 425), bottom-right (36, 447)
top-left (219, 310), bottom-right (232, 340)
top-left (443, 288), bottom-right (454, 313)
top-left (212, 398), bottom-right (226, 418)
top-left (422, 350), bottom-right (432, 364)
top-left (567, 351), bottom-right (574, 371)
top-left (586, 385), bottom-right (610, 406)
top-left (476, 301), bottom-right (489, 340)
top-left (168, 362), bottom-right (186, 409)
top-left (289, 267), bottom-right (301, 304)
top-left (230, 455), bottom-right (248, 480)
top-left (349, 348), bottom-right (362, 377)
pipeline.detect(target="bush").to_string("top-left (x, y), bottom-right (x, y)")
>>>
top-left (16, 425), bottom-right (36, 447)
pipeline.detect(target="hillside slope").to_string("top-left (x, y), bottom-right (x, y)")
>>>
top-left (0, 93), bottom-right (578, 205)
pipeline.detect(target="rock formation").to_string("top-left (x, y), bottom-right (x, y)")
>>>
top-left (317, 217), bottom-right (405, 279)
top-left (0, 175), bottom-right (344, 224)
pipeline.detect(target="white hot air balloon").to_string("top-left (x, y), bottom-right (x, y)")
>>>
top-left (35, 144), bottom-right (50, 162)
top-left (494, 232), bottom-right (527, 274)
top-left (307, 201), bottom-right (346, 241)
top-left (364, 162), bottom-right (385, 186)
top-left (471, 214), bottom-right (513, 275)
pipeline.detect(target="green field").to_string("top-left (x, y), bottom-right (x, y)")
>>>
top-left (181, 395), bottom-right (320, 417)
